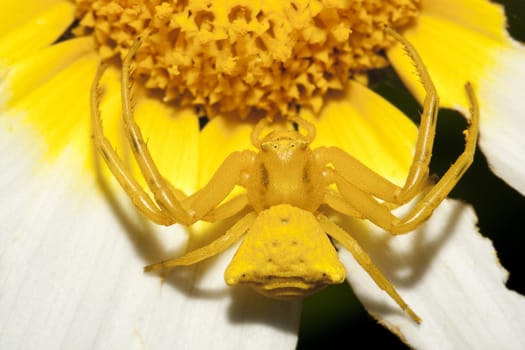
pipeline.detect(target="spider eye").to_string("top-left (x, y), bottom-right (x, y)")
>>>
top-left (273, 144), bottom-right (278, 149)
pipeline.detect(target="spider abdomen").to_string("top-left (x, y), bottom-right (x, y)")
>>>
top-left (224, 204), bottom-right (345, 299)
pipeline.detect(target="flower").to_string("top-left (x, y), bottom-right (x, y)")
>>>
top-left (0, 1), bottom-right (524, 349)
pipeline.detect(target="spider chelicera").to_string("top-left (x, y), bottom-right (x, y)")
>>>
top-left (91, 28), bottom-right (479, 323)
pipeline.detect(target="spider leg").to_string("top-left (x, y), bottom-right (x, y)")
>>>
top-left (120, 38), bottom-right (255, 225)
top-left (199, 194), bottom-right (250, 222)
top-left (180, 151), bottom-right (255, 220)
top-left (315, 147), bottom-right (400, 202)
top-left (313, 29), bottom-right (439, 206)
top-left (318, 214), bottom-right (421, 323)
top-left (324, 84), bottom-right (478, 234)
top-left (323, 191), bottom-right (364, 218)
top-left (388, 82), bottom-right (479, 234)
top-left (385, 27), bottom-right (440, 204)
top-left (144, 211), bottom-right (257, 272)
top-left (120, 38), bottom-right (193, 225)
top-left (325, 168), bottom-right (400, 230)
top-left (91, 63), bottom-right (175, 225)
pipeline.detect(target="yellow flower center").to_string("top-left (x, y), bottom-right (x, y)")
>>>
top-left (74, 0), bottom-right (420, 118)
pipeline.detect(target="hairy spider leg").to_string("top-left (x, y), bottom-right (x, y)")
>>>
top-left (318, 214), bottom-right (421, 323)
top-left (385, 27), bottom-right (440, 204)
top-left (119, 38), bottom-right (194, 225)
top-left (92, 38), bottom-right (256, 226)
top-left (91, 63), bottom-right (176, 225)
top-left (313, 27), bottom-right (440, 210)
top-left (317, 28), bottom-right (440, 208)
top-left (322, 83), bottom-right (478, 234)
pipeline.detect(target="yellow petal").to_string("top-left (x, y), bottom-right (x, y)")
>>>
top-left (1, 37), bottom-right (94, 108)
top-left (418, 0), bottom-right (507, 41)
top-left (0, 1), bottom-right (75, 65)
top-left (0, 0), bottom-right (65, 32)
top-left (92, 65), bottom-right (200, 194)
top-left (302, 81), bottom-right (418, 186)
top-left (134, 102), bottom-right (200, 194)
top-left (7, 50), bottom-right (99, 164)
top-left (5, 44), bottom-right (199, 196)
top-left (387, 13), bottom-right (504, 109)
top-left (198, 117), bottom-right (254, 188)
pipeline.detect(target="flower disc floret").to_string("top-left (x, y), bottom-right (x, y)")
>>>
top-left (75, 0), bottom-right (420, 118)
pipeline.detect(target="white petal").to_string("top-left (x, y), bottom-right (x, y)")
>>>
top-left (339, 199), bottom-right (525, 349)
top-left (478, 42), bottom-right (525, 195)
top-left (0, 117), bottom-right (300, 349)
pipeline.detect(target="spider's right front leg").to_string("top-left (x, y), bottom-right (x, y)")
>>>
top-left (118, 38), bottom-right (195, 225)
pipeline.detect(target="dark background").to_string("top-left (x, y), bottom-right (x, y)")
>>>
top-left (297, 1), bottom-right (525, 348)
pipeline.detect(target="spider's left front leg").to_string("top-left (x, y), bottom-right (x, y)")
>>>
top-left (384, 27), bottom-right (440, 205)
top-left (313, 26), bottom-right (440, 207)
top-left (323, 83), bottom-right (479, 234)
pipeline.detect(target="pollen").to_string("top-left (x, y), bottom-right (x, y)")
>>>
top-left (74, 0), bottom-right (420, 118)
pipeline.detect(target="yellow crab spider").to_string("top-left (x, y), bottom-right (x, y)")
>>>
top-left (90, 28), bottom-right (479, 324)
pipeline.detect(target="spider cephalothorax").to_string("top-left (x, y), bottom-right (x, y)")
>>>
top-left (91, 28), bottom-right (479, 324)
top-left (245, 117), bottom-right (325, 213)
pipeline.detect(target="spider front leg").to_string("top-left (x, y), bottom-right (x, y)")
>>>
top-left (119, 38), bottom-right (193, 225)
top-left (322, 83), bottom-right (479, 234)
top-left (92, 38), bottom-right (255, 226)
top-left (180, 150), bottom-right (255, 221)
top-left (122, 38), bottom-right (259, 224)
top-left (384, 27), bottom-right (440, 205)
top-left (315, 29), bottom-right (440, 207)
top-left (91, 63), bottom-right (175, 225)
